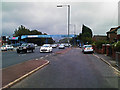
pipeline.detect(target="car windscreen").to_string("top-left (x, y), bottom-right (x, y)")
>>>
top-left (85, 46), bottom-right (92, 48)
top-left (43, 45), bottom-right (50, 47)
top-left (21, 44), bottom-right (27, 46)
top-left (60, 45), bottom-right (64, 46)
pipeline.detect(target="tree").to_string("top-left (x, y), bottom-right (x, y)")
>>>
top-left (82, 24), bottom-right (93, 38)
top-left (81, 24), bottom-right (93, 44)
top-left (13, 25), bottom-right (54, 45)
top-left (59, 38), bottom-right (68, 43)
top-left (30, 30), bottom-right (42, 35)
top-left (13, 25), bottom-right (31, 36)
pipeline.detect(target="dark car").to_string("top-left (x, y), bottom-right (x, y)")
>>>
top-left (17, 43), bottom-right (35, 53)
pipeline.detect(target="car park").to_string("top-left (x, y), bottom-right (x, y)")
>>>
top-left (82, 45), bottom-right (94, 53)
top-left (17, 43), bottom-right (35, 53)
top-left (1, 45), bottom-right (14, 51)
top-left (40, 44), bottom-right (52, 53)
top-left (59, 44), bottom-right (65, 49)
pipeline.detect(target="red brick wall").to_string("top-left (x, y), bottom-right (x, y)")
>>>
top-left (110, 33), bottom-right (117, 42)
top-left (117, 35), bottom-right (120, 41)
top-left (112, 48), bottom-right (116, 59)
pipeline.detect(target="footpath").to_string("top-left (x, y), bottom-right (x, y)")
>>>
top-left (2, 59), bottom-right (49, 89)
top-left (93, 53), bottom-right (120, 76)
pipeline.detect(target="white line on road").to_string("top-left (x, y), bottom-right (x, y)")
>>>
top-left (22, 54), bottom-right (26, 56)
top-left (40, 57), bottom-right (44, 59)
top-left (45, 55), bottom-right (48, 57)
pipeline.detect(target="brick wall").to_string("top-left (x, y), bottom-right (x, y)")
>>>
top-left (110, 33), bottom-right (117, 42)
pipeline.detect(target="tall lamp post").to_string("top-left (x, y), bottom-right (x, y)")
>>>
top-left (70, 24), bottom-right (76, 46)
top-left (57, 5), bottom-right (70, 45)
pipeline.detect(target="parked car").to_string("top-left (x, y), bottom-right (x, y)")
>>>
top-left (1, 45), bottom-right (7, 51)
top-left (82, 45), bottom-right (94, 53)
top-left (59, 44), bottom-right (65, 49)
top-left (40, 44), bottom-right (52, 53)
top-left (34, 44), bottom-right (38, 47)
top-left (1, 45), bottom-right (13, 51)
top-left (17, 43), bottom-right (35, 53)
top-left (51, 44), bottom-right (57, 48)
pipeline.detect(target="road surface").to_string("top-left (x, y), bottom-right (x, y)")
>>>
top-left (2, 47), bottom-right (62, 68)
top-left (11, 48), bottom-right (119, 88)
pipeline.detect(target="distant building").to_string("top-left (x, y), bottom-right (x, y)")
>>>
top-left (106, 26), bottom-right (120, 42)
top-left (92, 35), bottom-right (107, 42)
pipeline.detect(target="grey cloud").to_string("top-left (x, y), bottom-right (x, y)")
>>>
top-left (2, 2), bottom-right (118, 36)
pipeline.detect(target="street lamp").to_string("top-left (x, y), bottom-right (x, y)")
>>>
top-left (57, 5), bottom-right (70, 45)
top-left (70, 24), bottom-right (76, 46)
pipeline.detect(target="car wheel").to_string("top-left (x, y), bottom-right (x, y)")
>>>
top-left (32, 49), bottom-right (34, 53)
top-left (17, 50), bottom-right (20, 53)
top-left (24, 50), bottom-right (27, 53)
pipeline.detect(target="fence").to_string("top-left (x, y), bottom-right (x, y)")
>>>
top-left (116, 52), bottom-right (120, 68)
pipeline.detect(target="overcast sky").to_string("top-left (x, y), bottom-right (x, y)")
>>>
top-left (1, 0), bottom-right (119, 36)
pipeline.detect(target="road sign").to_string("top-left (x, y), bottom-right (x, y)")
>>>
top-left (9, 37), bottom-right (18, 40)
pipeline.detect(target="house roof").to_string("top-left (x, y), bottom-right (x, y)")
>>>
top-left (107, 26), bottom-right (120, 33)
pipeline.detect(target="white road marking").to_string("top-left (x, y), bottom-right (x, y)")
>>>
top-left (45, 55), bottom-right (48, 57)
top-left (40, 57), bottom-right (44, 59)
top-left (35, 59), bottom-right (38, 60)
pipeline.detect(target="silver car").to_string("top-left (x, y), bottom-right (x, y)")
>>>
top-left (59, 44), bottom-right (65, 49)
top-left (82, 45), bottom-right (94, 53)
top-left (40, 44), bottom-right (52, 53)
top-left (1, 45), bottom-right (13, 51)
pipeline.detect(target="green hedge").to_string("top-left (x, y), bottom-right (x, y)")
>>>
top-left (115, 41), bottom-right (120, 52)
top-left (95, 40), bottom-right (109, 49)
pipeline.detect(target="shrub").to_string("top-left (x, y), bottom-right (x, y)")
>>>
top-left (95, 40), bottom-right (109, 49)
top-left (115, 41), bottom-right (120, 52)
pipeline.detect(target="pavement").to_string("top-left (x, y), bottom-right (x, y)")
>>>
top-left (2, 59), bottom-right (49, 89)
top-left (93, 53), bottom-right (120, 75)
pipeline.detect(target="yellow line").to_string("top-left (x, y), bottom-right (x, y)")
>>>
top-left (2, 60), bottom-right (50, 89)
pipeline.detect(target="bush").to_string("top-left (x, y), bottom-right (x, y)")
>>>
top-left (95, 40), bottom-right (109, 49)
top-left (115, 41), bottom-right (120, 52)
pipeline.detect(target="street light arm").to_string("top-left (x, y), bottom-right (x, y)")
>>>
top-left (57, 5), bottom-right (63, 7)
top-left (57, 5), bottom-right (70, 7)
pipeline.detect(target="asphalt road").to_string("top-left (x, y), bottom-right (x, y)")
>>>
top-left (2, 47), bottom-right (62, 68)
top-left (11, 48), bottom-right (119, 88)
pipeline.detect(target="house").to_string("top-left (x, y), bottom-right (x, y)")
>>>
top-left (0, 36), bottom-right (2, 47)
top-left (106, 26), bottom-right (120, 42)
top-left (117, 26), bottom-right (120, 41)
top-left (92, 35), bottom-right (107, 42)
